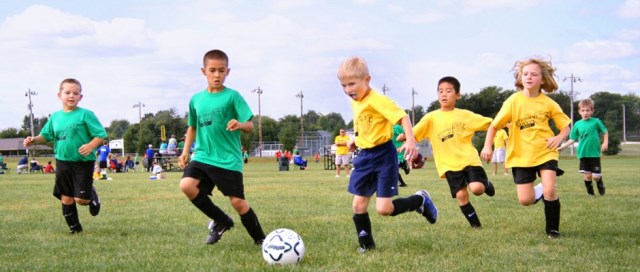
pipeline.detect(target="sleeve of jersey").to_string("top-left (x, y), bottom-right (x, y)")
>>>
top-left (569, 124), bottom-right (579, 141)
top-left (597, 119), bottom-right (608, 133)
top-left (412, 115), bottom-right (430, 142)
top-left (491, 98), bottom-right (512, 129)
top-left (86, 111), bottom-right (108, 139)
top-left (234, 93), bottom-right (254, 122)
top-left (188, 97), bottom-right (198, 127)
top-left (373, 96), bottom-right (406, 124)
top-left (39, 116), bottom-right (55, 142)
top-left (469, 111), bottom-right (492, 131)
top-left (550, 101), bottom-right (571, 130)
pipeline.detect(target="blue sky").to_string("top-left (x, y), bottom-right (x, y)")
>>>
top-left (1, 0), bottom-right (638, 130)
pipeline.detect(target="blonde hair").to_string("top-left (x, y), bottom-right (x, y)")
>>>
top-left (578, 98), bottom-right (594, 110)
top-left (59, 78), bottom-right (82, 92)
top-left (512, 57), bottom-right (558, 93)
top-left (337, 57), bottom-right (370, 80)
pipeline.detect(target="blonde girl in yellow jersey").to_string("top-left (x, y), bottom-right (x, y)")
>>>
top-left (481, 57), bottom-right (570, 239)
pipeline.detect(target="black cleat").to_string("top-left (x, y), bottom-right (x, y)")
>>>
top-left (206, 216), bottom-right (234, 244)
top-left (485, 180), bottom-right (495, 197)
top-left (596, 182), bottom-right (605, 196)
top-left (69, 224), bottom-right (83, 234)
top-left (547, 230), bottom-right (560, 239)
top-left (402, 162), bottom-right (411, 175)
top-left (357, 244), bottom-right (376, 254)
top-left (89, 186), bottom-right (100, 216)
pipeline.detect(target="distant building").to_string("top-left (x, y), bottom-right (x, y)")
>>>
top-left (0, 138), bottom-right (52, 156)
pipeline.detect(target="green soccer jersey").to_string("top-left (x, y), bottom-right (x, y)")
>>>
top-left (188, 88), bottom-right (253, 172)
top-left (40, 107), bottom-right (107, 162)
top-left (570, 117), bottom-right (608, 159)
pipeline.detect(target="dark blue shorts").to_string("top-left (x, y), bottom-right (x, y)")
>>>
top-left (182, 161), bottom-right (245, 199)
top-left (348, 141), bottom-right (398, 198)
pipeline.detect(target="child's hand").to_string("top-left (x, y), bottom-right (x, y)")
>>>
top-left (23, 137), bottom-right (34, 147)
top-left (347, 138), bottom-right (356, 151)
top-left (545, 135), bottom-right (563, 150)
top-left (480, 146), bottom-right (493, 163)
top-left (178, 154), bottom-right (189, 169)
top-left (601, 142), bottom-right (608, 152)
top-left (226, 119), bottom-right (240, 131)
top-left (78, 144), bottom-right (92, 156)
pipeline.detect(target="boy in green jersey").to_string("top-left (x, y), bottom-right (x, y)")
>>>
top-left (24, 78), bottom-right (107, 234)
top-left (178, 49), bottom-right (266, 245)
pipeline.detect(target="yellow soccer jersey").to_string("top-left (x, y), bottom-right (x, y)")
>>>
top-left (413, 108), bottom-right (492, 178)
top-left (492, 92), bottom-right (571, 168)
top-left (493, 129), bottom-right (508, 149)
top-left (352, 89), bottom-right (406, 149)
top-left (334, 135), bottom-right (350, 155)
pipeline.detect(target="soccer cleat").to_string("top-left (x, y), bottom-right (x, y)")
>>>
top-left (402, 162), bottom-right (411, 175)
top-left (335, 175), bottom-right (340, 178)
top-left (533, 183), bottom-right (543, 204)
top-left (357, 244), bottom-right (375, 254)
top-left (254, 239), bottom-right (264, 246)
top-left (485, 180), bottom-right (495, 197)
top-left (596, 182), bottom-right (605, 196)
top-left (415, 190), bottom-right (438, 224)
top-left (89, 186), bottom-right (101, 216)
top-left (206, 216), bottom-right (234, 244)
top-left (69, 224), bottom-right (83, 234)
top-left (547, 230), bottom-right (560, 239)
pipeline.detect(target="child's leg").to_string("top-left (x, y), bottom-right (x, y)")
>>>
top-left (493, 163), bottom-right (498, 175)
top-left (456, 189), bottom-right (481, 228)
top-left (230, 197), bottom-right (266, 244)
top-left (540, 170), bottom-right (560, 237)
top-left (594, 173), bottom-right (605, 195)
top-left (515, 183), bottom-right (536, 206)
top-left (583, 172), bottom-right (594, 195)
top-left (353, 195), bottom-right (375, 250)
top-left (180, 177), bottom-right (229, 223)
top-left (60, 195), bottom-right (82, 233)
top-left (503, 163), bottom-right (509, 175)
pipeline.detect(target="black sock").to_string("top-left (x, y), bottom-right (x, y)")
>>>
top-left (584, 180), bottom-right (594, 195)
top-left (543, 198), bottom-right (561, 234)
top-left (191, 192), bottom-right (227, 223)
top-left (353, 213), bottom-right (375, 249)
top-left (390, 195), bottom-right (423, 216)
top-left (62, 203), bottom-right (81, 230)
top-left (460, 202), bottom-right (481, 228)
top-left (596, 179), bottom-right (604, 188)
top-left (240, 208), bottom-right (266, 243)
top-left (398, 174), bottom-right (407, 186)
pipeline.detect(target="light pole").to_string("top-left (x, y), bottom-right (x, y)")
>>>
top-left (296, 91), bottom-right (304, 149)
top-left (563, 74), bottom-right (581, 156)
top-left (25, 89), bottom-right (38, 138)
top-left (382, 84), bottom-right (389, 95)
top-left (411, 88), bottom-right (418, 126)
top-left (133, 101), bottom-right (145, 146)
top-left (252, 87), bottom-right (263, 157)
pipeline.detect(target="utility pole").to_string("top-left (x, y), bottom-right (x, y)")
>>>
top-left (296, 91), bottom-right (304, 150)
top-left (252, 87), bottom-right (264, 157)
top-left (25, 89), bottom-right (38, 138)
top-left (382, 84), bottom-right (389, 95)
top-left (622, 104), bottom-right (626, 144)
top-left (132, 101), bottom-right (145, 146)
top-left (411, 88), bottom-right (418, 126)
top-left (563, 74), bottom-right (581, 156)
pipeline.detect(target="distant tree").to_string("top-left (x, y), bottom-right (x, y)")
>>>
top-left (0, 127), bottom-right (26, 138)
top-left (20, 114), bottom-right (48, 136)
top-left (277, 115), bottom-right (301, 151)
top-left (107, 119), bottom-right (130, 139)
top-left (317, 112), bottom-right (347, 133)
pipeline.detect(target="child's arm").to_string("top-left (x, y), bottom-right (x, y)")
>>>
top-left (557, 139), bottom-right (575, 151)
top-left (23, 135), bottom-right (46, 147)
top-left (480, 125), bottom-right (497, 163)
top-left (397, 116), bottom-right (418, 161)
top-left (226, 119), bottom-right (254, 133)
top-left (601, 131), bottom-right (609, 152)
top-left (546, 126), bottom-right (570, 150)
top-left (79, 137), bottom-right (104, 156)
top-left (178, 126), bottom-right (196, 168)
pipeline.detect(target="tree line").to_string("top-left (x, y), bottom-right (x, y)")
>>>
top-left (2, 89), bottom-right (638, 155)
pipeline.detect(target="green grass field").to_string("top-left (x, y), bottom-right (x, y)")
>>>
top-left (1, 152), bottom-right (639, 271)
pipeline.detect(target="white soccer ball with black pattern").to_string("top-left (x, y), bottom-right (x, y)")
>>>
top-left (261, 228), bottom-right (305, 265)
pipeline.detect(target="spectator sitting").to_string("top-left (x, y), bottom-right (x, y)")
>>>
top-left (293, 151), bottom-right (307, 170)
top-left (124, 155), bottom-right (135, 172)
top-left (159, 142), bottom-right (168, 155)
top-left (17, 156), bottom-right (28, 174)
top-left (44, 161), bottom-right (55, 173)
top-left (149, 161), bottom-right (166, 180)
top-left (93, 165), bottom-right (101, 180)
top-left (168, 135), bottom-right (178, 154)
top-left (30, 157), bottom-right (43, 173)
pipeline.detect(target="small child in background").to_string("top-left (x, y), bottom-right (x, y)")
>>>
top-left (558, 98), bottom-right (608, 196)
top-left (492, 124), bottom-right (510, 175)
top-left (150, 161), bottom-right (166, 180)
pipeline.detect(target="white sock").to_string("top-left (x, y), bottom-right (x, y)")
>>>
top-left (534, 183), bottom-right (543, 200)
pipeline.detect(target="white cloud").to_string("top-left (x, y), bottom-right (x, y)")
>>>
top-left (614, 29), bottom-right (640, 41)
top-left (563, 40), bottom-right (638, 62)
top-left (618, 0), bottom-right (640, 18)
top-left (461, 0), bottom-right (541, 13)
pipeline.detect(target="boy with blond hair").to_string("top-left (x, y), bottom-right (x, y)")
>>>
top-left (337, 56), bottom-right (437, 253)
top-left (24, 78), bottom-right (106, 234)
top-left (558, 98), bottom-right (608, 196)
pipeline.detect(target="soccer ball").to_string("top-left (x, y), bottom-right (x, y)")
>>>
top-left (261, 228), bottom-right (305, 265)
